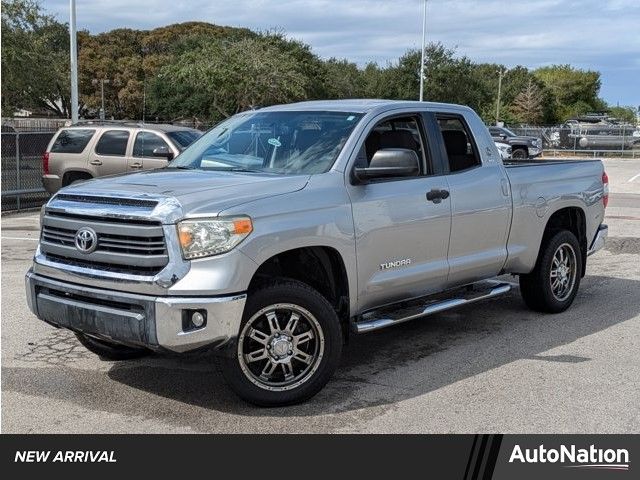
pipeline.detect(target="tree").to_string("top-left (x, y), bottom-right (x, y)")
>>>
top-left (1, 0), bottom-right (71, 116)
top-left (510, 79), bottom-right (544, 124)
top-left (607, 106), bottom-right (637, 124)
top-left (149, 37), bottom-right (309, 121)
top-left (533, 65), bottom-right (604, 121)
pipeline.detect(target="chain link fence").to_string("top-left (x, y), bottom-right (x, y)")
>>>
top-left (1, 131), bottom-right (55, 211)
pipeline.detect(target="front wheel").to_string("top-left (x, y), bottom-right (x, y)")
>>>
top-left (511, 148), bottom-right (528, 159)
top-left (519, 230), bottom-right (583, 313)
top-left (219, 280), bottom-right (343, 406)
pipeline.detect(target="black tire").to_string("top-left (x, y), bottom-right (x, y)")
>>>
top-left (219, 279), bottom-right (343, 407)
top-left (511, 147), bottom-right (528, 159)
top-left (519, 230), bottom-right (583, 313)
top-left (75, 333), bottom-right (150, 361)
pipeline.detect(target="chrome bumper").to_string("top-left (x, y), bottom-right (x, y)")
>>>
top-left (587, 224), bottom-right (608, 256)
top-left (25, 270), bottom-right (246, 353)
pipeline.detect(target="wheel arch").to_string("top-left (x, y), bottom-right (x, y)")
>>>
top-left (248, 246), bottom-right (351, 332)
top-left (62, 169), bottom-right (93, 186)
top-left (539, 206), bottom-right (587, 277)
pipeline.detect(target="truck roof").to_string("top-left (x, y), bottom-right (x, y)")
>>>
top-left (260, 99), bottom-right (470, 114)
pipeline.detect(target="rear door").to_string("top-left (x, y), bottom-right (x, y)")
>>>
top-left (89, 129), bottom-right (132, 177)
top-left (129, 130), bottom-right (175, 171)
top-left (347, 112), bottom-right (452, 311)
top-left (432, 113), bottom-right (511, 286)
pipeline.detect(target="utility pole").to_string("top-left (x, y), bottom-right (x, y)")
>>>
top-left (419, 0), bottom-right (427, 101)
top-left (69, 0), bottom-right (78, 123)
top-left (495, 67), bottom-right (507, 125)
top-left (92, 79), bottom-right (110, 120)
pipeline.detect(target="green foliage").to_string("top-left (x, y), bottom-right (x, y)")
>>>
top-left (533, 65), bottom-right (604, 122)
top-left (607, 106), bottom-right (637, 124)
top-left (149, 37), bottom-right (308, 121)
top-left (2, 3), bottom-right (631, 126)
top-left (1, 0), bottom-right (71, 116)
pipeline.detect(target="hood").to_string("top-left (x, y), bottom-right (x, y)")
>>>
top-left (508, 135), bottom-right (539, 143)
top-left (55, 168), bottom-right (310, 222)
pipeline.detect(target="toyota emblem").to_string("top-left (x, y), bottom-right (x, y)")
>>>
top-left (74, 227), bottom-right (98, 253)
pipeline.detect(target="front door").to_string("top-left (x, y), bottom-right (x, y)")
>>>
top-left (129, 131), bottom-right (174, 171)
top-left (347, 114), bottom-right (452, 312)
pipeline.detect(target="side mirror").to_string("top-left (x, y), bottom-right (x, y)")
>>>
top-left (354, 148), bottom-right (420, 182)
top-left (500, 134), bottom-right (508, 140)
top-left (152, 146), bottom-right (174, 160)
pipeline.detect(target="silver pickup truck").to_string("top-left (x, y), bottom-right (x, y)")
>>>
top-left (26, 100), bottom-right (609, 406)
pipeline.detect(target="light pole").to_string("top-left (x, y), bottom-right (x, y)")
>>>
top-left (69, 0), bottom-right (78, 123)
top-left (495, 67), bottom-right (507, 125)
top-left (92, 78), bottom-right (110, 120)
top-left (419, 0), bottom-right (427, 101)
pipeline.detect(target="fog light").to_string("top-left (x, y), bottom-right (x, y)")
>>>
top-left (182, 309), bottom-right (207, 331)
top-left (191, 311), bottom-right (205, 328)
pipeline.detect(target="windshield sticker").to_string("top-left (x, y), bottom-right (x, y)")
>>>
top-left (347, 115), bottom-right (355, 121)
top-left (267, 138), bottom-right (282, 148)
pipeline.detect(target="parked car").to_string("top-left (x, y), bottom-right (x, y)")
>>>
top-left (26, 100), bottom-right (608, 406)
top-left (488, 126), bottom-right (543, 158)
top-left (41, 122), bottom-right (202, 194)
top-left (494, 140), bottom-right (512, 160)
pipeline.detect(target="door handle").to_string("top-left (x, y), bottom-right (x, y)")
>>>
top-left (426, 189), bottom-right (449, 203)
top-left (89, 160), bottom-right (102, 166)
top-left (130, 162), bottom-right (143, 169)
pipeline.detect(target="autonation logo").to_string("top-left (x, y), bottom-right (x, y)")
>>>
top-left (509, 444), bottom-right (630, 471)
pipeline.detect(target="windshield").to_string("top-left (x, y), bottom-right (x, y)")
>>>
top-left (168, 111), bottom-right (363, 174)
top-left (167, 130), bottom-right (203, 150)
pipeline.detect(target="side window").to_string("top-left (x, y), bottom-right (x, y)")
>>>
top-left (436, 116), bottom-right (481, 173)
top-left (488, 127), bottom-right (499, 137)
top-left (359, 115), bottom-right (428, 174)
top-left (51, 129), bottom-right (95, 153)
top-left (95, 130), bottom-right (130, 156)
top-left (133, 131), bottom-right (169, 157)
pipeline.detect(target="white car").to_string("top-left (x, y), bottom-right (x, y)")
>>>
top-left (495, 141), bottom-right (512, 160)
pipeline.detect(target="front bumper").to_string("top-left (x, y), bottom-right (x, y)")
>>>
top-left (587, 224), bottom-right (608, 256)
top-left (25, 270), bottom-right (246, 353)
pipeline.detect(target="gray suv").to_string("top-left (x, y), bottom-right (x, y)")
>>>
top-left (42, 122), bottom-right (201, 194)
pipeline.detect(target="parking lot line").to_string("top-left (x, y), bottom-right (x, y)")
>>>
top-left (628, 172), bottom-right (640, 183)
top-left (1, 236), bottom-right (39, 241)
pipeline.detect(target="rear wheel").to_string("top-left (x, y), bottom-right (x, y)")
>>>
top-left (75, 333), bottom-right (149, 361)
top-left (519, 230), bottom-right (582, 313)
top-left (219, 280), bottom-right (342, 406)
top-left (511, 147), bottom-right (528, 159)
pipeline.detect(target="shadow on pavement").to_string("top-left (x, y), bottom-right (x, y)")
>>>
top-left (104, 274), bottom-right (639, 416)
top-left (3, 274), bottom-right (639, 425)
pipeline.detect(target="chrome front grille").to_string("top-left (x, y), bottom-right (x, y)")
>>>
top-left (40, 212), bottom-right (169, 275)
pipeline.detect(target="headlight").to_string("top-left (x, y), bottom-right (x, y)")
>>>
top-left (177, 216), bottom-right (253, 259)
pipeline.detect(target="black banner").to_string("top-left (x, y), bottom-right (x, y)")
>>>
top-left (0, 434), bottom-right (636, 478)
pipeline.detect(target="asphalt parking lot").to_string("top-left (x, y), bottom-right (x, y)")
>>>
top-left (2, 157), bottom-right (639, 433)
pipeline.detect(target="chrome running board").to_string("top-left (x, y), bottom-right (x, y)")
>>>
top-left (352, 280), bottom-right (512, 334)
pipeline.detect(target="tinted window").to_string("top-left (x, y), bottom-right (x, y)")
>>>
top-left (166, 130), bottom-right (202, 149)
top-left (95, 130), bottom-right (129, 156)
top-left (360, 115), bottom-right (427, 173)
top-left (133, 131), bottom-right (169, 157)
top-left (51, 129), bottom-right (95, 153)
top-left (169, 111), bottom-right (363, 175)
top-left (436, 116), bottom-right (481, 173)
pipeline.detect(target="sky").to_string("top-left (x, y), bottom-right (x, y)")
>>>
top-left (44, 0), bottom-right (640, 108)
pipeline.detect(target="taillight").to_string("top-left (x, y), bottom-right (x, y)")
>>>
top-left (42, 151), bottom-right (50, 175)
top-left (602, 171), bottom-right (609, 208)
